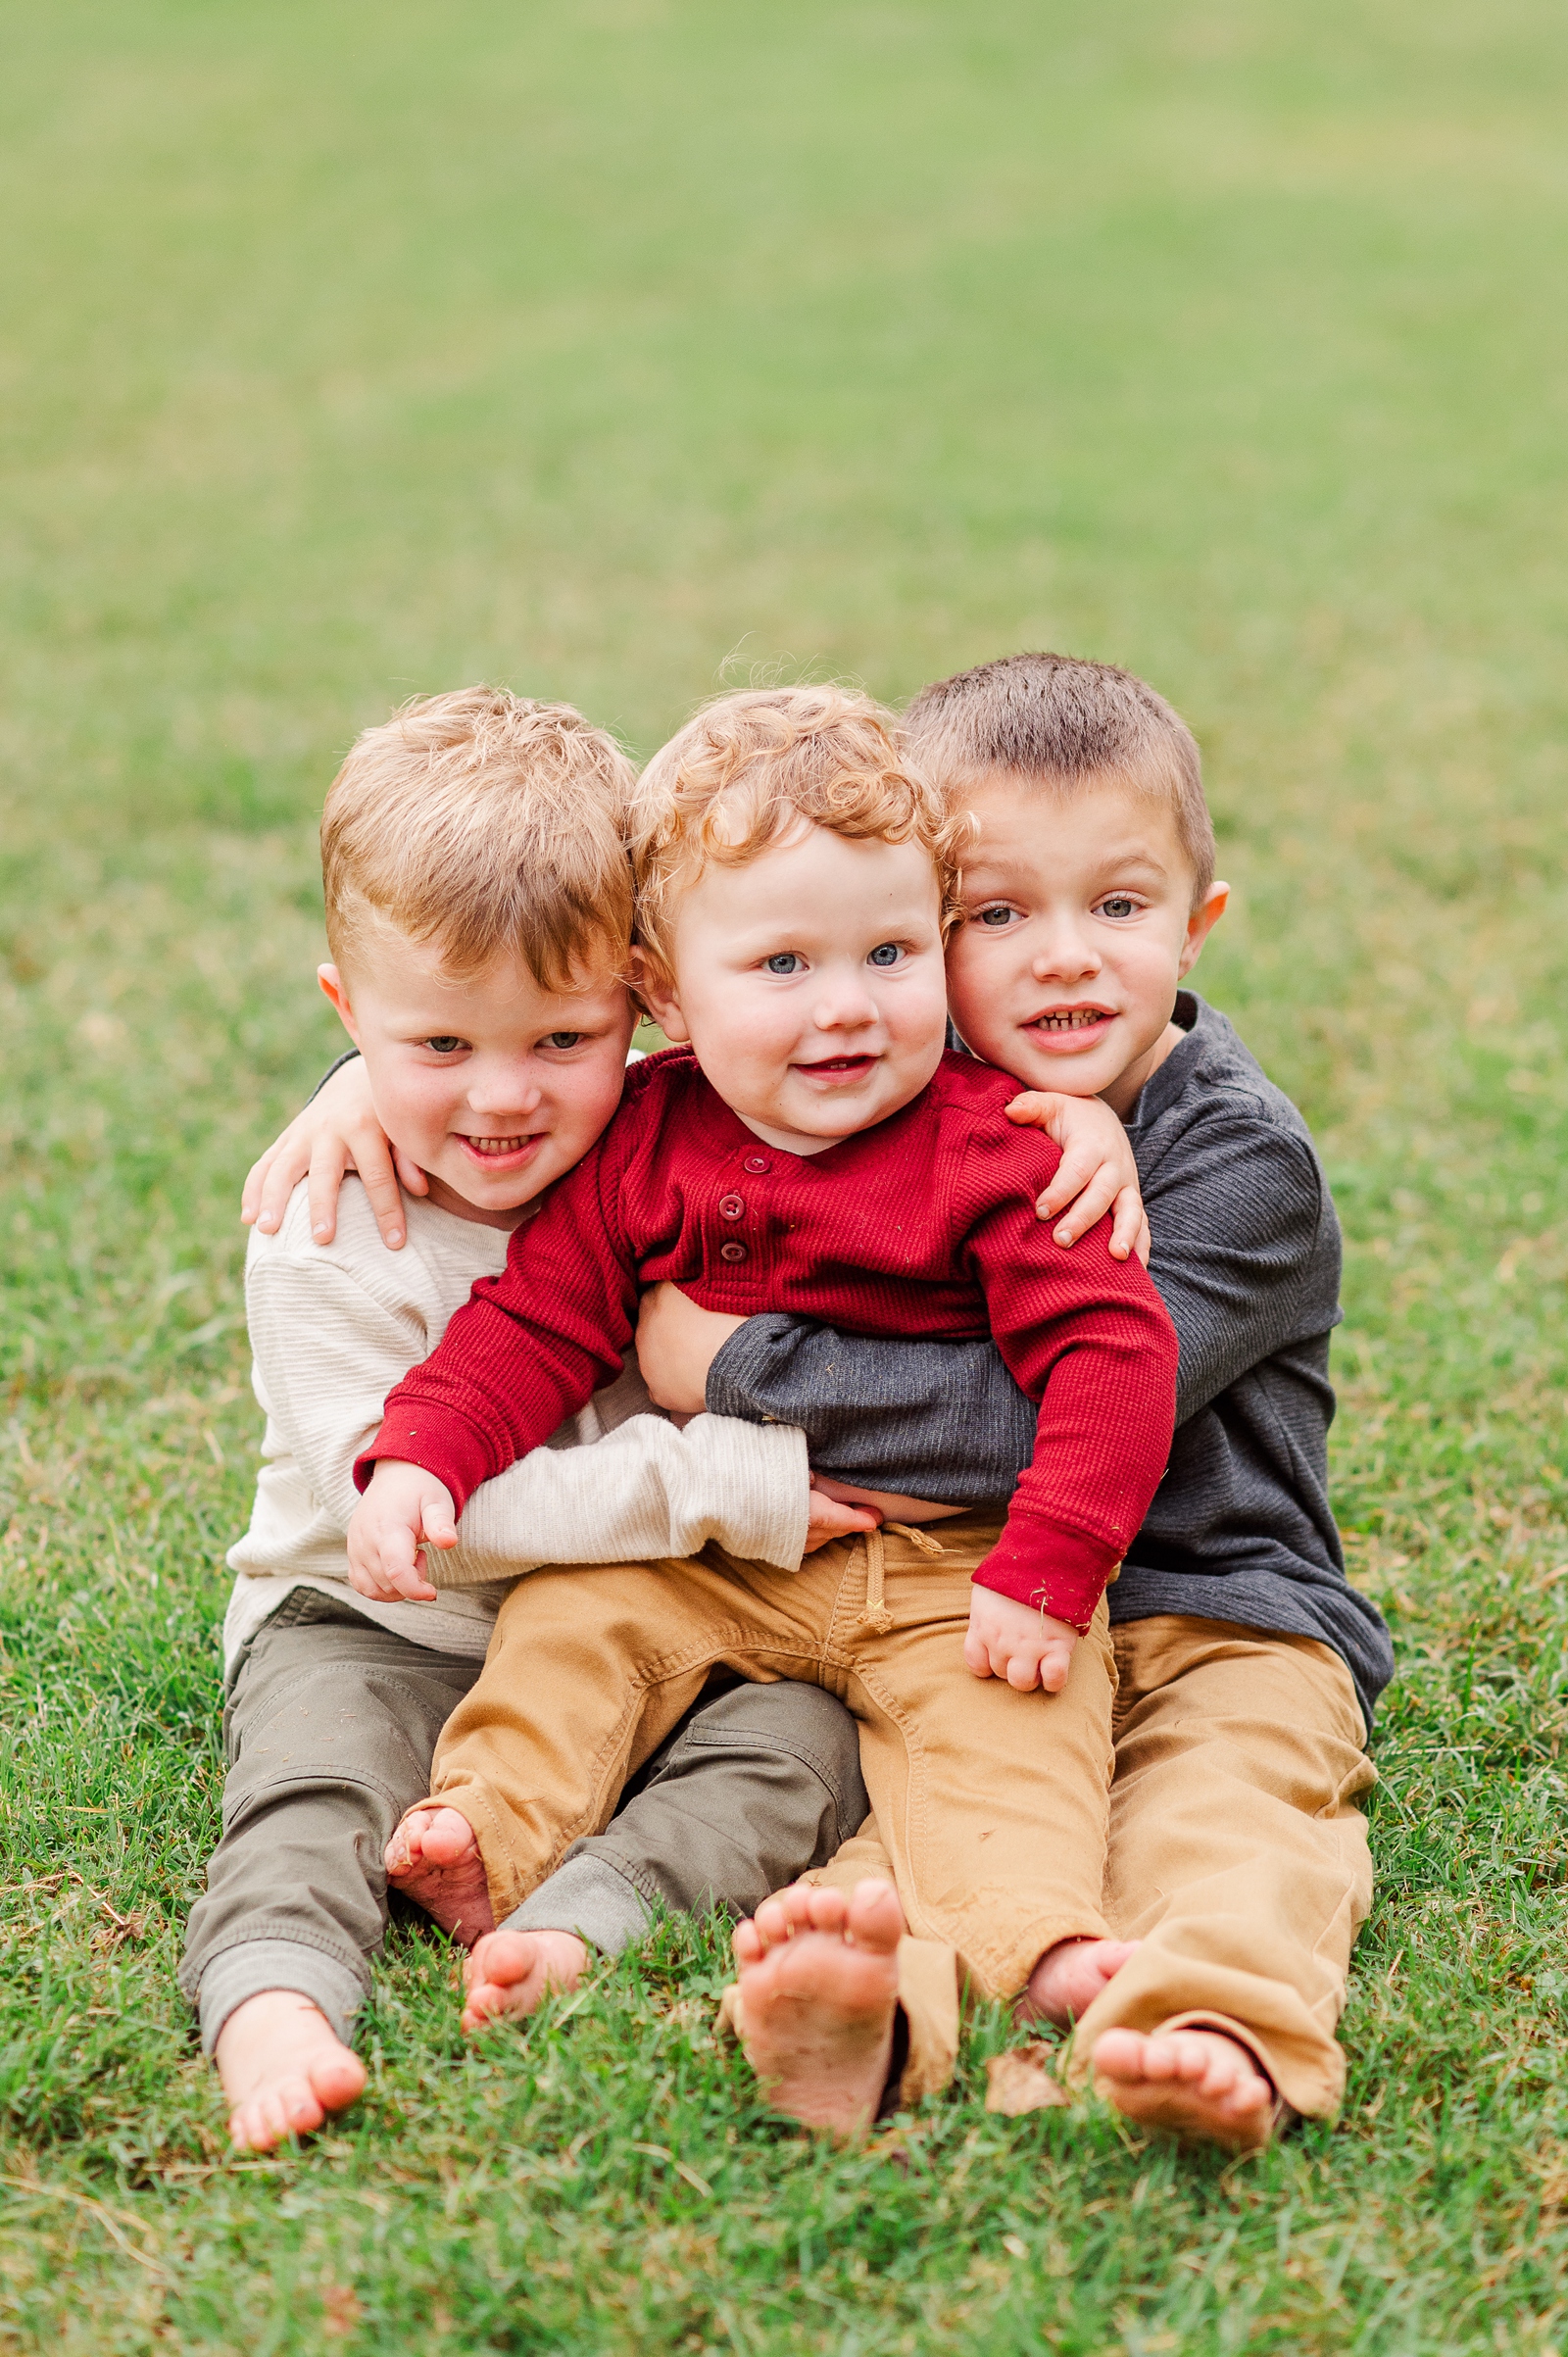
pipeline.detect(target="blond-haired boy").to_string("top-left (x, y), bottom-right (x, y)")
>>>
top-left (189, 687), bottom-right (884, 2151)
top-left (643, 654), bottom-right (1390, 2149)
top-left (346, 683), bottom-right (1179, 2134)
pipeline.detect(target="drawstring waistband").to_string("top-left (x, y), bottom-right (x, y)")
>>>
top-left (858, 1520), bottom-right (948, 1634)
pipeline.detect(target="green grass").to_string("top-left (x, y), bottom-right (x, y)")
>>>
top-left (4, 0), bottom-right (1568, 2345)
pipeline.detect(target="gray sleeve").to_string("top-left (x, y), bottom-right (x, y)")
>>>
top-left (1141, 1115), bottom-right (1332, 1425)
top-left (705, 1315), bottom-right (1037, 1506)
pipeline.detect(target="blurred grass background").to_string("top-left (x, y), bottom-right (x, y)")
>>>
top-left (4, 1), bottom-right (1568, 2349)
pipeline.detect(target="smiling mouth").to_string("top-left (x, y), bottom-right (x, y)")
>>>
top-left (1029, 1007), bottom-right (1113, 1033)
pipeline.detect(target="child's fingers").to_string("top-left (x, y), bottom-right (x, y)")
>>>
top-left (240, 1144), bottom-right (276, 1228)
top-left (1135, 1211), bottom-right (1152, 1267)
top-left (392, 1144), bottom-right (430, 1200)
top-left (342, 1124), bottom-right (406, 1251)
top-left (1048, 1166), bottom-right (1121, 1248)
top-left (252, 1134), bottom-right (314, 1237)
top-left (1034, 1136), bottom-right (1100, 1221)
top-left (1106, 1183), bottom-right (1145, 1262)
top-left (962, 1624), bottom-right (998, 1679)
top-left (305, 1134), bottom-right (354, 1247)
top-left (420, 1499), bottom-right (458, 1550)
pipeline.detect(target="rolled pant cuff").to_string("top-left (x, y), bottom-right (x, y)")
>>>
top-left (504, 1855), bottom-right (654, 1955)
top-left (195, 1940), bottom-right (367, 2055)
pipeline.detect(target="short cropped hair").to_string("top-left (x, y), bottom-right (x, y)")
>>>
top-left (320, 686), bottom-right (635, 987)
top-left (906, 653), bottom-right (1215, 901)
top-left (629, 684), bottom-right (969, 971)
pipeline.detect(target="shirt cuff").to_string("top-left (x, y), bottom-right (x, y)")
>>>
top-left (971, 1523), bottom-right (1114, 1633)
top-left (353, 1404), bottom-right (495, 1516)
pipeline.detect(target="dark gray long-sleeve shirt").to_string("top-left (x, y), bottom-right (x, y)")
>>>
top-left (706, 992), bottom-right (1394, 1727)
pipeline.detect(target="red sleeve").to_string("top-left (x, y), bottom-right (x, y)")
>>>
top-left (354, 1124), bottom-right (642, 1513)
top-left (959, 1131), bottom-right (1178, 1630)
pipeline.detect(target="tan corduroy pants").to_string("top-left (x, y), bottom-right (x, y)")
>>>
top-left (427, 1512), bottom-right (1116, 2004)
top-left (801, 1612), bottom-right (1376, 2119)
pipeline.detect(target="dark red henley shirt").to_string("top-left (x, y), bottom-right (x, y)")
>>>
top-left (357, 1048), bottom-right (1178, 1629)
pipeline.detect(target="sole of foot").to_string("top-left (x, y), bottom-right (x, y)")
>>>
top-left (383, 1805), bottom-right (495, 1945)
top-left (1024, 1936), bottom-right (1141, 2027)
top-left (1092, 2025), bottom-right (1279, 2151)
top-left (733, 1877), bottom-right (905, 2139)
top-left (462, 1928), bottom-right (589, 2032)
top-left (216, 1989), bottom-right (368, 2153)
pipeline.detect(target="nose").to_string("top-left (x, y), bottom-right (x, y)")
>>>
top-left (809, 972), bottom-right (880, 1034)
top-left (466, 1064), bottom-right (544, 1119)
top-left (1030, 918), bottom-right (1102, 986)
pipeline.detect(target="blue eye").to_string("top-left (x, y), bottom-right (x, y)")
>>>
top-left (1099, 896), bottom-right (1138, 920)
top-left (765, 953), bottom-right (803, 975)
top-left (542, 1031), bottom-right (584, 1050)
top-left (423, 1036), bottom-right (464, 1054)
top-left (867, 942), bottom-right (902, 967)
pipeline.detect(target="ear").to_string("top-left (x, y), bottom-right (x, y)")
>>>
top-left (1177, 882), bottom-right (1229, 979)
top-left (318, 963), bottom-right (364, 1046)
top-left (628, 947), bottom-right (691, 1045)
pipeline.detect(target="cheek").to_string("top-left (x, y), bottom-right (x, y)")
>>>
top-left (548, 1057), bottom-right (630, 1153)
top-left (371, 1065), bottom-right (456, 1147)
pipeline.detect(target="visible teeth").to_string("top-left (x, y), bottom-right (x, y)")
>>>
top-left (1036, 1010), bottom-right (1105, 1031)
top-left (468, 1136), bottom-right (528, 1154)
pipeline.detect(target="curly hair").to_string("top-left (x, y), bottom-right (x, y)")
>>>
top-left (629, 685), bottom-right (969, 971)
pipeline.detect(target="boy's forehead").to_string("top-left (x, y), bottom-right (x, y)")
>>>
top-left (962, 766), bottom-right (1193, 880)
top-left (347, 925), bottom-right (626, 1015)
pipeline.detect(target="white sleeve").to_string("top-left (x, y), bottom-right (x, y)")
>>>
top-left (435, 1411), bottom-right (810, 1586)
top-left (243, 1248), bottom-right (430, 1534)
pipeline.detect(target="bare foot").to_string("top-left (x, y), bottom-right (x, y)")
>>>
top-left (216, 1990), bottom-right (367, 2152)
top-left (461, 1928), bottom-right (589, 2033)
top-left (1092, 2026), bottom-right (1280, 2151)
top-left (384, 1805), bottom-right (495, 1946)
top-left (732, 1877), bottom-right (905, 2139)
top-left (1024, 1936), bottom-right (1141, 2026)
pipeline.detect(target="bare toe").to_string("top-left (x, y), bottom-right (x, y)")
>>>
top-left (384, 1805), bottom-right (494, 1945)
top-left (1092, 2026), bottom-right (1278, 2152)
top-left (460, 1929), bottom-right (587, 2032)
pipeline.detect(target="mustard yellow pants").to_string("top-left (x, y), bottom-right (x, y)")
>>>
top-left (796, 1614), bottom-right (1376, 2118)
top-left (428, 1514), bottom-right (1116, 2002)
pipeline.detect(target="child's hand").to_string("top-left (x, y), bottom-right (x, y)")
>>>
top-left (964, 1588), bottom-right (1080, 1694)
top-left (346, 1460), bottom-right (457, 1601)
top-left (241, 1056), bottom-right (427, 1252)
top-left (1004, 1090), bottom-right (1150, 1264)
top-left (636, 1281), bottom-right (747, 1412)
top-left (803, 1485), bottom-right (881, 1554)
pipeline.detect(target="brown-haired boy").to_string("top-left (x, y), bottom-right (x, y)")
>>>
top-left (346, 683), bottom-right (1180, 2134)
top-left (643, 654), bottom-right (1391, 2148)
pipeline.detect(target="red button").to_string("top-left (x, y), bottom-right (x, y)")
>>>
top-left (719, 1241), bottom-right (749, 1263)
top-left (719, 1194), bottom-right (746, 1219)
top-left (744, 1155), bottom-right (771, 1173)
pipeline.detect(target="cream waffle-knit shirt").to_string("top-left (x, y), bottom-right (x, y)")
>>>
top-left (222, 1177), bottom-right (810, 1680)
